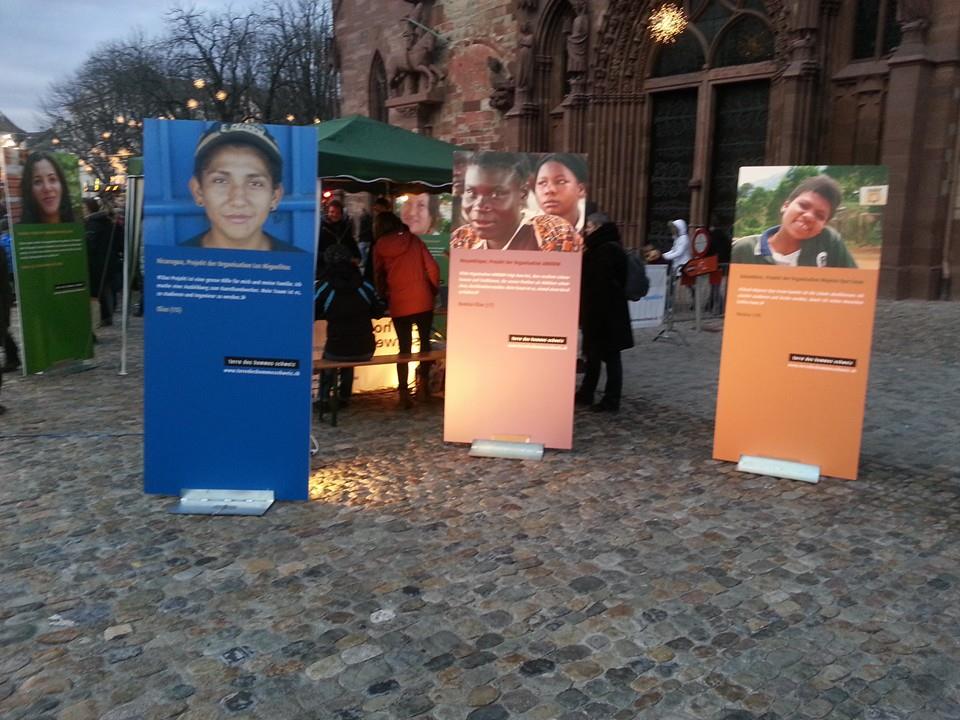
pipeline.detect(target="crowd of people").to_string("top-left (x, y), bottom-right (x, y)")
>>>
top-left (314, 171), bottom-right (636, 413)
top-left (314, 190), bottom-right (439, 411)
top-left (3, 136), bottom-right (849, 422)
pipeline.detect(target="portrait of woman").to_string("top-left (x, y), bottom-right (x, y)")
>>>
top-left (533, 153), bottom-right (587, 233)
top-left (732, 175), bottom-right (856, 268)
top-left (19, 152), bottom-right (76, 225)
top-left (399, 192), bottom-right (440, 236)
top-left (450, 151), bottom-right (581, 252)
top-left (183, 122), bottom-right (300, 252)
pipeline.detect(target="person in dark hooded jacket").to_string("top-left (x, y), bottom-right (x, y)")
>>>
top-left (317, 200), bottom-right (360, 281)
top-left (575, 212), bottom-right (634, 412)
top-left (84, 198), bottom-right (122, 326)
top-left (0, 242), bottom-right (19, 375)
top-left (0, 244), bottom-right (12, 412)
top-left (314, 243), bottom-right (385, 408)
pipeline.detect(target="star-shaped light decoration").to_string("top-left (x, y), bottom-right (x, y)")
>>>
top-left (649, 3), bottom-right (688, 45)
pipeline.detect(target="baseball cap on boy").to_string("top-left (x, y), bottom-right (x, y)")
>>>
top-left (193, 123), bottom-right (282, 183)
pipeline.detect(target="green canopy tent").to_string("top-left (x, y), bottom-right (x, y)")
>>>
top-left (316, 115), bottom-right (460, 193)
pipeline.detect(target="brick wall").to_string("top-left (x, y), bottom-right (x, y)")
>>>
top-left (336, 0), bottom-right (517, 149)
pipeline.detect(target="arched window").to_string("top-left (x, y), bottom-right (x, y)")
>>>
top-left (368, 52), bottom-right (387, 123)
top-left (696, 0), bottom-right (734, 45)
top-left (644, 0), bottom-right (775, 247)
top-left (853, 0), bottom-right (901, 59)
top-left (651, 1), bottom-right (772, 77)
top-left (713, 14), bottom-right (774, 67)
top-left (652, 31), bottom-right (706, 77)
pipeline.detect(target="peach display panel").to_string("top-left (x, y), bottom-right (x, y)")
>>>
top-left (713, 265), bottom-right (879, 480)
top-left (444, 249), bottom-right (581, 449)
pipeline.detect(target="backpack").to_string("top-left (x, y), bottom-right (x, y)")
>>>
top-left (623, 249), bottom-right (649, 301)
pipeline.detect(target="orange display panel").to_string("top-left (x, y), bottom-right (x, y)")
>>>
top-left (444, 250), bottom-right (582, 449)
top-left (713, 265), bottom-right (878, 479)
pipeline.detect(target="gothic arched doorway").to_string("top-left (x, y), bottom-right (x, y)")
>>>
top-left (645, 1), bottom-right (775, 248)
top-left (531, 0), bottom-right (577, 152)
top-left (588, 0), bottom-right (783, 250)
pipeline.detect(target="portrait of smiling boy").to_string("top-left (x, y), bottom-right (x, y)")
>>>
top-left (184, 123), bottom-right (301, 253)
top-left (731, 174), bottom-right (856, 268)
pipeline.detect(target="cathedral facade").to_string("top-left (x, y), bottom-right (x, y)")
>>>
top-left (334, 0), bottom-right (960, 300)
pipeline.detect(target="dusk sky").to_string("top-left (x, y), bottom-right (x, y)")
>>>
top-left (0, 0), bottom-right (263, 131)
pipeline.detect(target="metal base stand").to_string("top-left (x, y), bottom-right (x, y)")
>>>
top-left (36, 359), bottom-right (100, 376)
top-left (653, 271), bottom-right (688, 345)
top-left (738, 455), bottom-right (820, 484)
top-left (168, 489), bottom-right (275, 516)
top-left (469, 439), bottom-right (544, 461)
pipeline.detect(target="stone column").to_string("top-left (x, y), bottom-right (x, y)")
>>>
top-left (879, 9), bottom-right (937, 298)
top-left (776, 29), bottom-right (821, 163)
top-left (773, 1), bottom-right (822, 164)
top-left (561, 91), bottom-right (589, 153)
top-left (504, 102), bottom-right (539, 153)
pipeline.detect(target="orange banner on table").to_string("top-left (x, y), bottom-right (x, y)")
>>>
top-left (713, 265), bottom-right (878, 479)
top-left (444, 249), bottom-right (581, 449)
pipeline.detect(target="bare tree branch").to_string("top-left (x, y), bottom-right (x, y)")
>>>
top-left (41, 0), bottom-right (340, 178)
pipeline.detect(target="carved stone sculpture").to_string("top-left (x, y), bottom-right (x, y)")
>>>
top-left (516, 22), bottom-right (535, 94)
top-left (487, 57), bottom-right (515, 112)
top-left (897, 0), bottom-right (932, 44)
top-left (389, 2), bottom-right (444, 96)
top-left (565, 0), bottom-right (589, 77)
top-left (897, 0), bottom-right (932, 25)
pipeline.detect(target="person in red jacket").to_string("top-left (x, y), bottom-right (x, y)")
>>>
top-left (372, 211), bottom-right (440, 408)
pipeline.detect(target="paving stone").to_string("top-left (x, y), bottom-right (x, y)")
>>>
top-left (802, 698), bottom-right (835, 718)
top-left (475, 633), bottom-right (504, 650)
top-left (633, 690), bottom-right (662, 710)
top-left (103, 624), bottom-right (133, 641)
top-left (58, 699), bottom-right (99, 720)
top-left (107, 646), bottom-right (143, 664)
top-left (367, 678), bottom-right (400, 696)
top-left (341, 643), bottom-right (383, 665)
top-left (501, 688), bottom-right (539, 712)
top-left (557, 687), bottom-right (590, 709)
top-left (520, 658), bottom-right (556, 676)
top-left (467, 685), bottom-right (499, 705)
top-left (306, 655), bottom-right (346, 680)
top-left (570, 576), bottom-right (606, 593)
top-left (394, 690), bottom-right (435, 717)
top-left (566, 660), bottom-right (604, 681)
top-left (18, 672), bottom-right (73, 695)
top-left (466, 705), bottom-right (508, 720)
top-left (35, 628), bottom-right (80, 645)
top-left (554, 644), bottom-right (593, 662)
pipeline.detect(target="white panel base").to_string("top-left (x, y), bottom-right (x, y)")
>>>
top-left (738, 455), bottom-right (820, 484)
top-left (469, 439), bottom-right (544, 461)
top-left (169, 489), bottom-right (275, 516)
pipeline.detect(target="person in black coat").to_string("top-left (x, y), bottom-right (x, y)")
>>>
top-left (314, 243), bottom-right (385, 408)
top-left (0, 244), bottom-right (14, 411)
top-left (575, 212), bottom-right (634, 412)
top-left (316, 200), bottom-right (360, 281)
top-left (0, 242), bottom-right (20, 375)
top-left (84, 198), bottom-right (121, 326)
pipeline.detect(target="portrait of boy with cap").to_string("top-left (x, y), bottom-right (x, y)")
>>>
top-left (183, 123), bottom-right (302, 252)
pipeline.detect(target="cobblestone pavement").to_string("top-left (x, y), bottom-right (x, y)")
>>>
top-left (1, 300), bottom-right (958, 720)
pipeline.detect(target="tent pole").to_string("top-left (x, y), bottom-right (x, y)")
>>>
top-left (119, 179), bottom-right (133, 376)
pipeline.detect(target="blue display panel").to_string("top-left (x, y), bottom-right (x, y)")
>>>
top-left (143, 119), bottom-right (317, 500)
